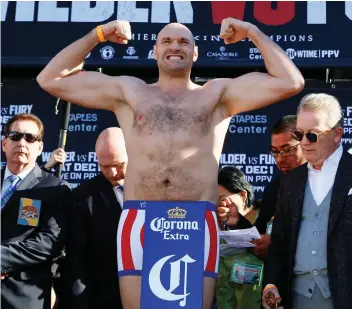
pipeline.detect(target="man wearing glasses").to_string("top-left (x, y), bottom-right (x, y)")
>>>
top-left (218, 115), bottom-right (307, 253)
top-left (55, 128), bottom-right (126, 309)
top-left (1, 113), bottom-right (70, 309)
top-left (252, 115), bottom-right (307, 257)
top-left (263, 93), bottom-right (352, 309)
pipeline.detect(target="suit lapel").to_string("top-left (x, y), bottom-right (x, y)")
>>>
top-left (290, 166), bottom-right (308, 240)
top-left (17, 165), bottom-right (42, 191)
top-left (1, 168), bottom-right (5, 188)
top-left (1, 165), bottom-right (42, 215)
top-left (328, 152), bottom-right (352, 236)
top-left (100, 175), bottom-right (122, 211)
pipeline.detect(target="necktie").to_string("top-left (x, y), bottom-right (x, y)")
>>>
top-left (1, 175), bottom-right (20, 209)
top-left (118, 185), bottom-right (124, 192)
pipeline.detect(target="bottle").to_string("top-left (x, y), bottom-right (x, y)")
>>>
top-left (266, 216), bottom-right (274, 235)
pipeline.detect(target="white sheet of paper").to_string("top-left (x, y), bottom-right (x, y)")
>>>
top-left (219, 227), bottom-right (260, 256)
top-left (219, 226), bottom-right (261, 244)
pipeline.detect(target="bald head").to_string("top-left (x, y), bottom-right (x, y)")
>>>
top-left (157, 23), bottom-right (195, 45)
top-left (96, 127), bottom-right (126, 157)
top-left (95, 127), bottom-right (128, 186)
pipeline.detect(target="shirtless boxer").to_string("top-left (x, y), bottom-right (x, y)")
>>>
top-left (37, 18), bottom-right (304, 309)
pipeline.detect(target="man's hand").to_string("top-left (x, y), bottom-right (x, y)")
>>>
top-left (220, 17), bottom-right (254, 44)
top-left (217, 196), bottom-right (240, 229)
top-left (101, 20), bottom-right (132, 44)
top-left (252, 234), bottom-right (271, 258)
top-left (44, 148), bottom-right (66, 170)
top-left (262, 285), bottom-right (283, 309)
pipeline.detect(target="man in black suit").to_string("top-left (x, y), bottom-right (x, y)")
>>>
top-left (56, 127), bottom-right (127, 309)
top-left (1, 113), bottom-right (70, 309)
top-left (262, 93), bottom-right (352, 309)
top-left (217, 116), bottom-right (306, 241)
top-left (252, 115), bottom-right (306, 257)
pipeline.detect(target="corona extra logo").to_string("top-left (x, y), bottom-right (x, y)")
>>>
top-left (167, 207), bottom-right (187, 219)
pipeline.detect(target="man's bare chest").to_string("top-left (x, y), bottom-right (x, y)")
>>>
top-left (132, 91), bottom-right (217, 136)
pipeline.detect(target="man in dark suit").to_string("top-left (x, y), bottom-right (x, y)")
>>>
top-left (252, 115), bottom-right (306, 257)
top-left (56, 127), bottom-right (127, 309)
top-left (217, 116), bottom-right (306, 245)
top-left (263, 93), bottom-right (352, 309)
top-left (1, 113), bottom-right (70, 309)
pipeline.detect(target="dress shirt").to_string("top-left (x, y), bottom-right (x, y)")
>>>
top-left (307, 144), bottom-right (343, 206)
top-left (113, 186), bottom-right (124, 208)
top-left (1, 165), bottom-right (34, 192)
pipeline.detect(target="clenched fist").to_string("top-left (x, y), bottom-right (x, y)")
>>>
top-left (220, 18), bottom-right (253, 44)
top-left (101, 20), bottom-right (132, 44)
top-left (217, 195), bottom-right (240, 229)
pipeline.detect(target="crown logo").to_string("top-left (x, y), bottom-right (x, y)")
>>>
top-left (167, 207), bottom-right (187, 219)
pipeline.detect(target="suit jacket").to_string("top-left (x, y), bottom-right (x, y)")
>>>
top-left (1, 164), bottom-right (70, 309)
top-left (264, 152), bottom-right (352, 309)
top-left (255, 176), bottom-right (282, 234)
top-left (56, 173), bottom-right (123, 309)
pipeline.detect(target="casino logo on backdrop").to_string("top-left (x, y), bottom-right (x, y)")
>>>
top-left (207, 46), bottom-right (238, 61)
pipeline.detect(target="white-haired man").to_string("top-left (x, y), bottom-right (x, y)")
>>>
top-left (262, 93), bottom-right (352, 309)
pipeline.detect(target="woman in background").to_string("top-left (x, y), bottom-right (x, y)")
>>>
top-left (216, 166), bottom-right (263, 309)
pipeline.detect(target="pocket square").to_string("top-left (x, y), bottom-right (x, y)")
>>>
top-left (349, 188), bottom-right (352, 196)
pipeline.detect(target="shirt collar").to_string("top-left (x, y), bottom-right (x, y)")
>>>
top-left (307, 144), bottom-right (343, 172)
top-left (113, 185), bottom-right (124, 191)
top-left (4, 165), bottom-right (35, 181)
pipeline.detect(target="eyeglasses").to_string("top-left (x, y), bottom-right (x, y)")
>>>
top-left (5, 131), bottom-right (41, 143)
top-left (270, 144), bottom-right (300, 158)
top-left (292, 129), bottom-right (332, 143)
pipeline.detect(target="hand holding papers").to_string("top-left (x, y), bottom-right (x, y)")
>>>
top-left (219, 227), bottom-right (261, 256)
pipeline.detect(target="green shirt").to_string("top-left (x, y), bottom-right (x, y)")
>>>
top-left (216, 210), bottom-right (263, 309)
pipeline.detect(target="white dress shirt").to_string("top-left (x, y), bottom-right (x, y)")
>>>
top-left (1, 165), bottom-right (34, 193)
top-left (113, 186), bottom-right (124, 209)
top-left (307, 144), bottom-right (343, 206)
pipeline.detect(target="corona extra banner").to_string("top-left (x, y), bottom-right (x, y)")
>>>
top-left (140, 201), bottom-right (212, 309)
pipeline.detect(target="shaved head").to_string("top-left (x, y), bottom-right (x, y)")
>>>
top-left (95, 127), bottom-right (126, 158)
top-left (157, 23), bottom-right (195, 45)
top-left (95, 127), bottom-right (128, 186)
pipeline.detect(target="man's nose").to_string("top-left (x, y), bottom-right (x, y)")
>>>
top-left (301, 135), bottom-right (311, 146)
top-left (108, 168), bottom-right (117, 178)
top-left (169, 41), bottom-right (181, 50)
top-left (276, 155), bottom-right (286, 164)
top-left (17, 137), bottom-right (26, 146)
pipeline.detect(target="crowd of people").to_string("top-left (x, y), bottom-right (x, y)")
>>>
top-left (2, 17), bottom-right (352, 309)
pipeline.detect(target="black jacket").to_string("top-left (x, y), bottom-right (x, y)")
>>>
top-left (56, 173), bottom-right (123, 309)
top-left (255, 176), bottom-right (282, 234)
top-left (264, 152), bottom-right (352, 309)
top-left (1, 164), bottom-right (70, 309)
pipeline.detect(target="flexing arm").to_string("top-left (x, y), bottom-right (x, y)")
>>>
top-left (219, 18), bottom-right (305, 116)
top-left (37, 21), bottom-right (135, 111)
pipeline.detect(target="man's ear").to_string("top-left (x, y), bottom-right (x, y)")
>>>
top-left (153, 45), bottom-right (157, 60)
top-left (193, 45), bottom-right (198, 62)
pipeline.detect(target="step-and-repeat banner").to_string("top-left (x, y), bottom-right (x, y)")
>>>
top-left (1, 1), bottom-right (352, 68)
top-left (1, 80), bottom-right (351, 199)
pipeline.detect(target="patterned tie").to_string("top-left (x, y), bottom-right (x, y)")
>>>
top-left (1, 175), bottom-right (20, 209)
